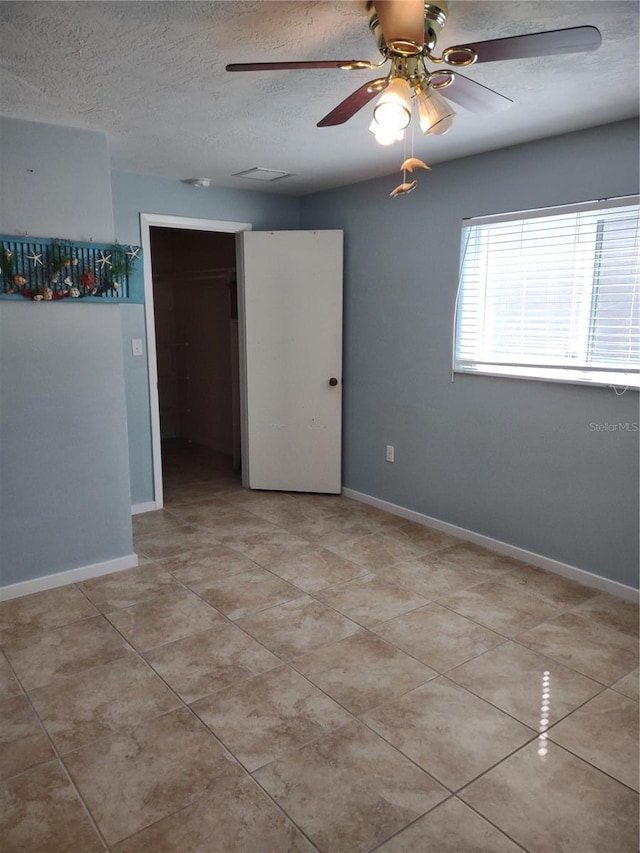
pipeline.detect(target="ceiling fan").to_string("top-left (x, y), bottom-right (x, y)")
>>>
top-left (226, 1), bottom-right (602, 128)
top-left (226, 1), bottom-right (601, 192)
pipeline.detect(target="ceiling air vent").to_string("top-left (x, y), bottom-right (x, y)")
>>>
top-left (232, 167), bottom-right (294, 182)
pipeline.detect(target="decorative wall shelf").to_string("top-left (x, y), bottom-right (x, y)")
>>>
top-left (0, 235), bottom-right (143, 303)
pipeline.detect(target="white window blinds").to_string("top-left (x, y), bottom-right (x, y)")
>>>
top-left (455, 197), bottom-right (640, 388)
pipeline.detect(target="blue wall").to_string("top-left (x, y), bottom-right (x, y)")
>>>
top-left (111, 172), bottom-right (302, 244)
top-left (301, 119), bottom-right (639, 588)
top-left (0, 119), bottom-right (135, 588)
top-left (0, 117), bottom-right (114, 242)
top-left (111, 171), bottom-right (302, 504)
top-left (0, 303), bottom-right (133, 585)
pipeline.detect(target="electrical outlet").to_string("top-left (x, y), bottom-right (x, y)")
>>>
top-left (132, 338), bottom-right (144, 357)
top-left (386, 444), bottom-right (394, 463)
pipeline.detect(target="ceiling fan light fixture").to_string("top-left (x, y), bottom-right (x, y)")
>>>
top-left (373, 77), bottom-right (412, 132)
top-left (368, 118), bottom-right (404, 146)
top-left (416, 86), bottom-right (456, 135)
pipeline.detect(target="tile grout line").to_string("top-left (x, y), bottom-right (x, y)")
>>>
top-left (74, 553), bottom-right (469, 848)
top-left (543, 733), bottom-right (640, 795)
top-left (367, 793), bottom-right (532, 853)
top-left (0, 646), bottom-right (111, 851)
top-left (17, 575), bottom-right (636, 792)
top-left (79, 598), bottom-right (323, 852)
top-left (87, 518), bottom-right (639, 751)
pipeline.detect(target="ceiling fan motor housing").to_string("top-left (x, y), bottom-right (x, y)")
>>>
top-left (368, 1), bottom-right (449, 56)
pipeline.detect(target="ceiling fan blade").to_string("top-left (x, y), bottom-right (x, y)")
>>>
top-left (226, 60), bottom-right (374, 72)
top-left (447, 26), bottom-right (602, 64)
top-left (317, 79), bottom-right (388, 127)
top-left (442, 74), bottom-right (513, 116)
top-left (374, 0), bottom-right (425, 54)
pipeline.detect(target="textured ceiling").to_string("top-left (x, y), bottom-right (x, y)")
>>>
top-left (1, 1), bottom-right (638, 195)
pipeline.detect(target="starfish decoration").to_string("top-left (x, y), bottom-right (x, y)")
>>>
top-left (97, 251), bottom-right (112, 269)
top-left (26, 251), bottom-right (43, 267)
top-left (126, 246), bottom-right (140, 261)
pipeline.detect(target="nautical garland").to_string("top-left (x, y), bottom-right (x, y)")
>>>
top-left (0, 238), bottom-right (141, 301)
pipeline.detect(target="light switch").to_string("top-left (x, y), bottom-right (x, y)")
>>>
top-left (132, 338), bottom-right (144, 357)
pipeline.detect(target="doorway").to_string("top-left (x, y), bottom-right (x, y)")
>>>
top-left (140, 214), bottom-right (251, 508)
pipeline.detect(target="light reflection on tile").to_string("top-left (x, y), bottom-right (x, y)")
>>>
top-left (447, 641), bottom-right (602, 728)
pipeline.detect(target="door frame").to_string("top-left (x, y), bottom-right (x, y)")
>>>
top-left (140, 213), bottom-right (251, 509)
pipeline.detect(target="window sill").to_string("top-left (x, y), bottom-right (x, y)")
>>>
top-left (454, 364), bottom-right (640, 390)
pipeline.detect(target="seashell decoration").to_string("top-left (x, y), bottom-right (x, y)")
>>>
top-left (1, 237), bottom-right (142, 301)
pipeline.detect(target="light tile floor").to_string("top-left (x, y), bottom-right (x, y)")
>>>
top-left (1, 444), bottom-right (638, 852)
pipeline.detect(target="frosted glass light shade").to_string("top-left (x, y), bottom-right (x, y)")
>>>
top-left (373, 78), bottom-right (412, 131)
top-left (369, 119), bottom-right (404, 146)
top-left (416, 86), bottom-right (455, 135)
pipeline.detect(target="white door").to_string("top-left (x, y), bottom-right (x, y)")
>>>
top-left (237, 230), bottom-right (343, 493)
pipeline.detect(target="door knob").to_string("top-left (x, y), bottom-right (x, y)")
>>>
top-left (329, 377), bottom-right (338, 386)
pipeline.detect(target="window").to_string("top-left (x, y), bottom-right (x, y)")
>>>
top-left (454, 197), bottom-right (640, 388)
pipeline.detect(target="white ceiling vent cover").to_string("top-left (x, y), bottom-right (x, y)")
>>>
top-left (232, 167), bottom-right (294, 182)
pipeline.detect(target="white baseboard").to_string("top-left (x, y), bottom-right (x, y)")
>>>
top-left (132, 502), bottom-right (158, 516)
top-left (342, 488), bottom-right (639, 604)
top-left (0, 553), bottom-right (139, 601)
